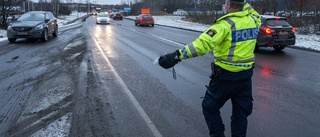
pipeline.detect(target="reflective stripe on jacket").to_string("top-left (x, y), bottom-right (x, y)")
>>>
top-left (178, 2), bottom-right (261, 72)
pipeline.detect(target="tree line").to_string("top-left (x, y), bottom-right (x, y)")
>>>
top-left (0, 0), bottom-right (71, 29)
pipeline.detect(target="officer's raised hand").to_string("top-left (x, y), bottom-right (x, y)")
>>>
top-left (158, 50), bottom-right (181, 69)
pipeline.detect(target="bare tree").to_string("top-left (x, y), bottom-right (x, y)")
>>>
top-left (0, 0), bottom-right (23, 29)
top-left (38, 0), bottom-right (44, 11)
top-left (51, 0), bottom-right (60, 16)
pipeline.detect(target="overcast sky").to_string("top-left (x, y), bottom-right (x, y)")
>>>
top-left (30, 0), bottom-right (125, 5)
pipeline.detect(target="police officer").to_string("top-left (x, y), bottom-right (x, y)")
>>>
top-left (158, 0), bottom-right (261, 136)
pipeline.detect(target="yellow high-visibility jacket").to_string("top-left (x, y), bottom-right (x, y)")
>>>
top-left (178, 2), bottom-right (261, 72)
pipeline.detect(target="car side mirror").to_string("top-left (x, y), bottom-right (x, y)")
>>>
top-left (45, 19), bottom-right (50, 23)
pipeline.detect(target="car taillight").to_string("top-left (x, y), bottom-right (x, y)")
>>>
top-left (262, 27), bottom-right (272, 34)
top-left (292, 28), bottom-right (296, 33)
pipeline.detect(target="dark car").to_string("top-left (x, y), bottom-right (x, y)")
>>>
top-left (256, 15), bottom-right (296, 51)
top-left (135, 14), bottom-right (154, 27)
top-left (109, 12), bottom-right (115, 18)
top-left (7, 11), bottom-right (58, 43)
top-left (113, 12), bottom-right (123, 20)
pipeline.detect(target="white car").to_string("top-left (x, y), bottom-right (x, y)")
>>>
top-left (96, 14), bottom-right (110, 24)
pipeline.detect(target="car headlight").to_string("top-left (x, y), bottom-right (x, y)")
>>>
top-left (34, 24), bottom-right (44, 30)
top-left (7, 25), bottom-right (12, 30)
top-left (97, 17), bottom-right (101, 21)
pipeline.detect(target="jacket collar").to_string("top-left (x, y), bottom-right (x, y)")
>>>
top-left (217, 10), bottom-right (250, 22)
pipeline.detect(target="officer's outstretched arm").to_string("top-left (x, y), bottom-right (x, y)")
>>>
top-left (243, 0), bottom-right (261, 27)
top-left (177, 23), bottom-right (228, 60)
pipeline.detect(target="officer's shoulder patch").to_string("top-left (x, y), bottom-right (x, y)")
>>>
top-left (206, 29), bottom-right (217, 37)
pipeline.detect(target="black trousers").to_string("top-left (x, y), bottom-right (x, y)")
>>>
top-left (202, 68), bottom-right (253, 137)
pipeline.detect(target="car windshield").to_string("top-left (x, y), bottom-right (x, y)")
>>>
top-left (143, 15), bottom-right (153, 18)
top-left (18, 13), bottom-right (45, 21)
top-left (99, 14), bottom-right (108, 17)
top-left (265, 19), bottom-right (291, 27)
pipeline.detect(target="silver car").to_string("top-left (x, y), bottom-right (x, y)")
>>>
top-left (7, 11), bottom-right (58, 43)
top-left (96, 14), bottom-right (110, 24)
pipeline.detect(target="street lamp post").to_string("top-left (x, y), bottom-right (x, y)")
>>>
top-left (28, 0), bottom-right (30, 11)
top-left (87, 0), bottom-right (89, 15)
top-left (26, 0), bottom-right (29, 12)
top-left (260, 0), bottom-right (263, 14)
top-left (22, 0), bottom-right (26, 13)
top-left (40, 0), bottom-right (42, 11)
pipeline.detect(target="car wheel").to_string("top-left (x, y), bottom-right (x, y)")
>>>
top-left (151, 24), bottom-right (154, 27)
top-left (52, 26), bottom-right (58, 37)
top-left (8, 38), bottom-right (16, 43)
top-left (273, 45), bottom-right (285, 51)
top-left (41, 29), bottom-right (48, 42)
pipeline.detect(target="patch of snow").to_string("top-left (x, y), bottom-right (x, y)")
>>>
top-left (294, 34), bottom-right (320, 51)
top-left (57, 12), bottom-right (89, 28)
top-left (69, 52), bottom-right (82, 60)
top-left (31, 112), bottom-right (72, 137)
top-left (63, 41), bottom-right (85, 51)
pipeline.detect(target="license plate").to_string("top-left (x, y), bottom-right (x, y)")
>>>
top-left (279, 31), bottom-right (288, 35)
top-left (17, 32), bottom-right (28, 35)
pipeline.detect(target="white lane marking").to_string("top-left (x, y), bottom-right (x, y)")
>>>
top-left (117, 25), bottom-right (185, 48)
top-left (149, 34), bottom-right (185, 47)
top-left (86, 25), bottom-right (163, 137)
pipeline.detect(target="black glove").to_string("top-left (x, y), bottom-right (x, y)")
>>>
top-left (158, 50), bottom-right (181, 69)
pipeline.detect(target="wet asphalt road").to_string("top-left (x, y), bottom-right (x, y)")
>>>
top-left (0, 16), bottom-right (319, 137)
